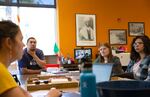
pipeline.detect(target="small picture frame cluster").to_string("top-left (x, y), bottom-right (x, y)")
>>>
top-left (108, 22), bottom-right (145, 45)
top-left (76, 14), bottom-right (96, 46)
top-left (128, 22), bottom-right (145, 36)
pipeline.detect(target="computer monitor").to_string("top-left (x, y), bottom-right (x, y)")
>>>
top-left (74, 48), bottom-right (92, 60)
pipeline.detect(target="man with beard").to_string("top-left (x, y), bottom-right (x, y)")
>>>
top-left (18, 37), bottom-right (46, 74)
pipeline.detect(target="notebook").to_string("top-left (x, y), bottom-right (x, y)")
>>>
top-left (92, 63), bottom-right (113, 83)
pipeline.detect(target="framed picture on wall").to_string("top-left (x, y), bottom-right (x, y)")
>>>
top-left (128, 22), bottom-right (145, 36)
top-left (76, 14), bottom-right (96, 46)
top-left (109, 29), bottom-right (127, 45)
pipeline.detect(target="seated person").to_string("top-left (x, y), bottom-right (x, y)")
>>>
top-left (93, 43), bottom-right (124, 76)
top-left (0, 20), bottom-right (60, 97)
top-left (126, 35), bottom-right (150, 81)
top-left (18, 37), bottom-right (46, 74)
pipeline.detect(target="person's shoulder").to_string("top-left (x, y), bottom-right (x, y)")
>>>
top-left (36, 48), bottom-right (43, 52)
top-left (146, 55), bottom-right (150, 58)
top-left (36, 48), bottom-right (44, 54)
top-left (22, 48), bottom-right (27, 54)
top-left (145, 55), bottom-right (150, 61)
top-left (23, 48), bottom-right (27, 51)
top-left (95, 55), bottom-right (100, 60)
top-left (112, 55), bottom-right (119, 59)
top-left (111, 56), bottom-right (121, 63)
top-left (93, 56), bottom-right (100, 63)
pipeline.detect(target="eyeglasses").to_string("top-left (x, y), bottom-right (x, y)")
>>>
top-left (133, 42), bottom-right (144, 46)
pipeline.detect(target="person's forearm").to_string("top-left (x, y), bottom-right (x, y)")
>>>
top-left (20, 87), bottom-right (32, 97)
top-left (32, 55), bottom-right (46, 68)
top-left (21, 68), bottom-right (41, 74)
top-left (1, 86), bottom-right (32, 97)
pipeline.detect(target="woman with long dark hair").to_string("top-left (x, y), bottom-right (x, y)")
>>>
top-left (126, 35), bottom-right (150, 81)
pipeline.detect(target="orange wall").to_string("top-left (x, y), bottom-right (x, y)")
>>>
top-left (57, 0), bottom-right (150, 60)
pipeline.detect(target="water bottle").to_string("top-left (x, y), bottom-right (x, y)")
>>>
top-left (80, 62), bottom-right (97, 97)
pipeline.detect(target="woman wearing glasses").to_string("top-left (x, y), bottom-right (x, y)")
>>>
top-left (126, 35), bottom-right (150, 81)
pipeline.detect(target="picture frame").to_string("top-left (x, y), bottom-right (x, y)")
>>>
top-left (128, 22), bottom-right (145, 36)
top-left (109, 29), bottom-right (127, 45)
top-left (76, 14), bottom-right (96, 46)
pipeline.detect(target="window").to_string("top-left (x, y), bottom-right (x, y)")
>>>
top-left (0, 2), bottom-right (57, 55)
top-left (0, 0), bottom-right (55, 8)
top-left (12, 0), bottom-right (55, 5)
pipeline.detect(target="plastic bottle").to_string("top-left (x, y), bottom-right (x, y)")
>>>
top-left (80, 62), bottom-right (97, 97)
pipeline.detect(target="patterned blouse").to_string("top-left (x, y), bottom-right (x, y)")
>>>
top-left (126, 55), bottom-right (150, 81)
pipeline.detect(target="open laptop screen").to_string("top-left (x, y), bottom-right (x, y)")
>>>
top-left (92, 63), bottom-right (113, 83)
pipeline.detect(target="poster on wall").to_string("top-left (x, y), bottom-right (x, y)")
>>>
top-left (109, 29), bottom-right (127, 45)
top-left (76, 14), bottom-right (96, 46)
top-left (128, 22), bottom-right (145, 36)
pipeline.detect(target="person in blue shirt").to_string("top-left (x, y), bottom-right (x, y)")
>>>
top-left (18, 37), bottom-right (46, 74)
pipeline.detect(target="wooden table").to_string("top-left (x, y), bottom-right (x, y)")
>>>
top-left (16, 72), bottom-right (80, 97)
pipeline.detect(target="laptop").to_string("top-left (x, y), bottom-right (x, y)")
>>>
top-left (92, 63), bottom-right (113, 83)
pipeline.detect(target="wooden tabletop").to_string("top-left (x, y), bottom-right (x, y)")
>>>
top-left (16, 71), bottom-right (80, 91)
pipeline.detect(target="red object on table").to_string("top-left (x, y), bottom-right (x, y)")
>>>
top-left (45, 64), bottom-right (60, 68)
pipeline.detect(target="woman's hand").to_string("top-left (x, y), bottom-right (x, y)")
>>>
top-left (46, 88), bottom-right (61, 97)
